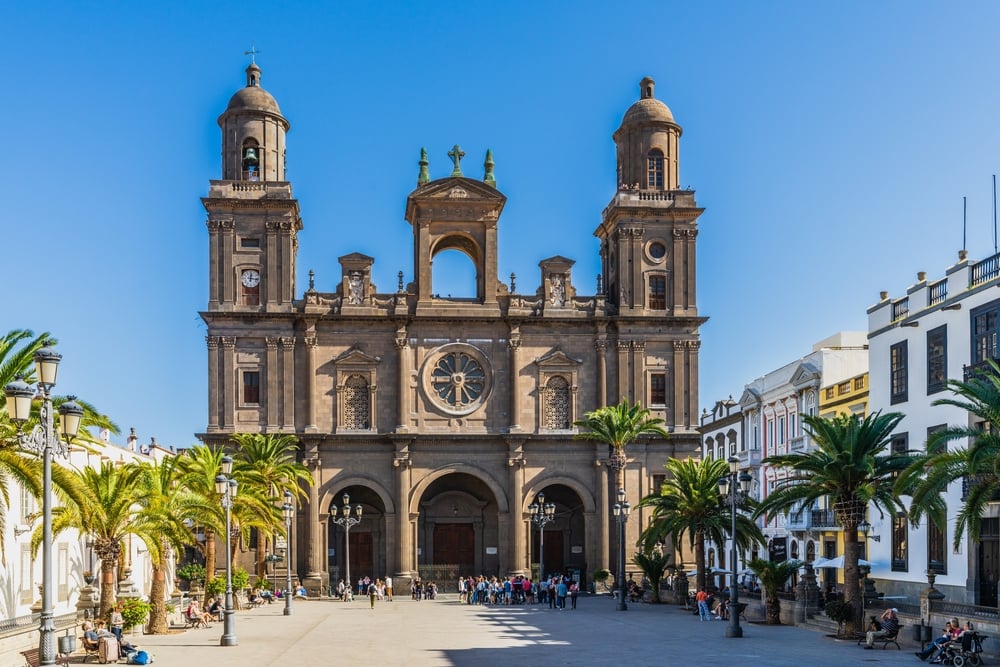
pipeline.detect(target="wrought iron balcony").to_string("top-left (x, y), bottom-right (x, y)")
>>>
top-left (810, 509), bottom-right (838, 529)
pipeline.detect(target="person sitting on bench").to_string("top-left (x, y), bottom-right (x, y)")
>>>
top-left (864, 607), bottom-right (899, 649)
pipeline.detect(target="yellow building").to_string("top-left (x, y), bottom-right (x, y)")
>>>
top-left (819, 372), bottom-right (869, 419)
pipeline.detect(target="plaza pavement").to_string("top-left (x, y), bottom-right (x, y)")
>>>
top-left (96, 595), bottom-right (939, 667)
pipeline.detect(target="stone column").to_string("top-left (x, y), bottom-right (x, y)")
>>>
top-left (684, 229), bottom-right (698, 312)
top-left (595, 450), bottom-right (610, 572)
top-left (631, 340), bottom-right (645, 404)
top-left (506, 448), bottom-right (526, 575)
top-left (221, 337), bottom-right (236, 429)
top-left (616, 339), bottom-right (630, 403)
top-left (265, 337), bottom-right (280, 429)
top-left (280, 222), bottom-right (295, 304)
top-left (672, 340), bottom-right (685, 427)
top-left (595, 337), bottom-right (607, 408)
top-left (395, 328), bottom-right (409, 432)
top-left (303, 458), bottom-right (326, 596)
top-left (686, 340), bottom-right (700, 430)
top-left (394, 450), bottom-right (413, 580)
top-left (304, 332), bottom-right (318, 432)
top-left (265, 221), bottom-right (279, 305)
top-left (281, 337), bottom-right (296, 430)
top-left (671, 229), bottom-right (685, 313)
top-left (207, 219), bottom-right (221, 306)
top-left (221, 220), bottom-right (235, 305)
top-left (508, 327), bottom-right (522, 431)
top-left (206, 336), bottom-right (220, 430)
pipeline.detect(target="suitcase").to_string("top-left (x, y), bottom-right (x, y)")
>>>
top-left (99, 636), bottom-right (120, 664)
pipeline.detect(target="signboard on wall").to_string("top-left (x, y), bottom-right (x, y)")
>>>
top-left (769, 537), bottom-right (788, 563)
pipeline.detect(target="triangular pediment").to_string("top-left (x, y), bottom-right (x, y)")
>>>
top-left (338, 252), bottom-right (374, 264)
top-left (534, 348), bottom-right (582, 367)
top-left (790, 362), bottom-right (821, 389)
top-left (739, 387), bottom-right (761, 409)
top-left (333, 346), bottom-right (381, 366)
top-left (540, 255), bottom-right (576, 267)
top-left (411, 177), bottom-right (506, 202)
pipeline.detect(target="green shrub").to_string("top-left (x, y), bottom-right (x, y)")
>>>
top-left (205, 577), bottom-right (226, 597)
top-left (592, 568), bottom-right (611, 583)
top-left (118, 598), bottom-right (151, 631)
top-left (232, 567), bottom-right (250, 592)
top-left (176, 563), bottom-right (206, 582)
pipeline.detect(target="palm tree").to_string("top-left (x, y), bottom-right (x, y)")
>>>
top-left (747, 557), bottom-right (802, 624)
top-left (631, 550), bottom-right (672, 603)
top-left (176, 445), bottom-right (227, 604)
top-left (230, 433), bottom-right (312, 579)
top-left (574, 399), bottom-right (669, 491)
top-left (755, 411), bottom-right (915, 637)
top-left (49, 460), bottom-right (145, 618)
top-left (133, 457), bottom-right (205, 633)
top-left (638, 457), bottom-right (764, 594)
top-left (900, 360), bottom-right (1000, 548)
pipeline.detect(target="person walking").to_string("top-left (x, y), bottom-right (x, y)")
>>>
top-left (569, 581), bottom-right (579, 609)
top-left (556, 578), bottom-right (568, 610)
top-left (385, 575), bottom-right (393, 602)
top-left (369, 580), bottom-right (378, 609)
top-left (696, 588), bottom-right (710, 621)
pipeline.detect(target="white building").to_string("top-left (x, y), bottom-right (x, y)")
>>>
top-left (0, 430), bottom-right (172, 622)
top-left (867, 251), bottom-right (1000, 605)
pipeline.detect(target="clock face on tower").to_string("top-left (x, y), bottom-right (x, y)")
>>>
top-left (241, 269), bottom-right (261, 288)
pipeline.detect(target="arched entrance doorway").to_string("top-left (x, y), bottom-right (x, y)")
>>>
top-left (417, 473), bottom-right (499, 581)
top-left (529, 484), bottom-right (587, 582)
top-left (327, 485), bottom-right (386, 590)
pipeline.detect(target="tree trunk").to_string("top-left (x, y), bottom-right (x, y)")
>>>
top-left (694, 529), bottom-right (707, 594)
top-left (99, 558), bottom-right (116, 620)
top-left (765, 592), bottom-right (781, 624)
top-left (843, 524), bottom-right (861, 636)
top-left (257, 531), bottom-right (266, 581)
top-left (203, 529), bottom-right (217, 607)
top-left (147, 562), bottom-right (168, 634)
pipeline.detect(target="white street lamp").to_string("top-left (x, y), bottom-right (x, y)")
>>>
top-left (282, 490), bottom-right (294, 616)
top-left (529, 492), bottom-right (556, 582)
top-left (216, 456), bottom-right (238, 646)
top-left (4, 344), bottom-right (82, 666)
top-left (612, 487), bottom-right (631, 612)
top-left (718, 456), bottom-right (753, 638)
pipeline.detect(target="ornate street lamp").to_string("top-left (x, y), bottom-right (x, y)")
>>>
top-left (330, 493), bottom-right (362, 599)
top-left (718, 455), bottom-right (753, 638)
top-left (215, 456), bottom-right (238, 646)
top-left (282, 490), bottom-right (294, 616)
top-left (529, 493), bottom-right (556, 581)
top-left (4, 344), bottom-right (82, 667)
top-left (612, 487), bottom-right (631, 612)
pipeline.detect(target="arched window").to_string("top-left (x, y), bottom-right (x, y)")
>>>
top-left (542, 376), bottom-right (571, 430)
top-left (646, 149), bottom-right (664, 189)
top-left (242, 140), bottom-right (261, 181)
top-left (343, 374), bottom-right (370, 430)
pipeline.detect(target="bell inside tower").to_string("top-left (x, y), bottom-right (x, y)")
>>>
top-left (243, 143), bottom-right (260, 181)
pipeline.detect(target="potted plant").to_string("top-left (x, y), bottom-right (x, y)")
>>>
top-left (824, 599), bottom-right (855, 637)
top-left (632, 551), bottom-right (672, 603)
top-left (119, 597), bottom-right (152, 634)
top-left (82, 570), bottom-right (95, 586)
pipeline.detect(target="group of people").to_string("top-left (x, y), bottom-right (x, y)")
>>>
top-left (411, 580), bottom-right (437, 600)
top-left (82, 618), bottom-right (143, 662)
top-left (913, 617), bottom-right (979, 663)
top-left (457, 574), bottom-right (579, 608)
top-left (333, 576), bottom-right (396, 605)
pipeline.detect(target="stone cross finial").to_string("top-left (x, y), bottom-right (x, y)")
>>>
top-left (448, 144), bottom-right (466, 177)
top-left (308, 269), bottom-right (315, 291)
top-left (398, 271), bottom-right (404, 292)
top-left (417, 148), bottom-right (430, 186)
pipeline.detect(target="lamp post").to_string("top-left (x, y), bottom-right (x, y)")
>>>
top-left (718, 455), bottom-right (753, 639)
top-left (528, 493), bottom-right (556, 582)
top-left (282, 490), bottom-right (294, 616)
top-left (4, 345), bottom-right (83, 667)
top-left (215, 456), bottom-right (238, 646)
top-left (330, 493), bottom-right (362, 599)
top-left (612, 487), bottom-right (631, 612)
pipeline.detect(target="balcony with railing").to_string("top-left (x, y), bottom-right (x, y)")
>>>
top-left (891, 298), bottom-right (909, 322)
top-left (738, 448), bottom-right (762, 467)
top-left (971, 251), bottom-right (1000, 287)
top-left (928, 279), bottom-right (948, 306)
top-left (790, 435), bottom-right (809, 451)
top-left (810, 509), bottom-right (839, 529)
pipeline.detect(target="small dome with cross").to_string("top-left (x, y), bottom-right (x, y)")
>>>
top-left (226, 63), bottom-right (282, 115)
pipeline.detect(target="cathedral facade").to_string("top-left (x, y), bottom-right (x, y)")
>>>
top-left (200, 64), bottom-right (706, 594)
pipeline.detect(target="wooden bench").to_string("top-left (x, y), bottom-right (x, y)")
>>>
top-left (20, 647), bottom-right (39, 667)
top-left (857, 625), bottom-right (903, 650)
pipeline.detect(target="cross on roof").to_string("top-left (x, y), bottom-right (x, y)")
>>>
top-left (448, 145), bottom-right (465, 177)
top-left (244, 43), bottom-right (261, 64)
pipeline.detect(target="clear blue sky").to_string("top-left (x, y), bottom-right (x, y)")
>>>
top-left (4, 2), bottom-right (1000, 448)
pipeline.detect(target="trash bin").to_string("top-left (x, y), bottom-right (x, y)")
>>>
top-left (921, 624), bottom-right (933, 642)
top-left (58, 634), bottom-right (76, 655)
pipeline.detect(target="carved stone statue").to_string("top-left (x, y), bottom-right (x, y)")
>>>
top-left (550, 274), bottom-right (565, 307)
top-left (348, 271), bottom-right (364, 305)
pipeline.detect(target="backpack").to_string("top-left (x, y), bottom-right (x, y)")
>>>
top-left (130, 650), bottom-right (151, 664)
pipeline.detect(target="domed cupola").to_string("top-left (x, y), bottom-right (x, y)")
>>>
top-left (217, 62), bottom-right (290, 182)
top-left (613, 77), bottom-right (682, 191)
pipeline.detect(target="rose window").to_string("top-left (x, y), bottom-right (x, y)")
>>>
top-left (422, 343), bottom-right (493, 416)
